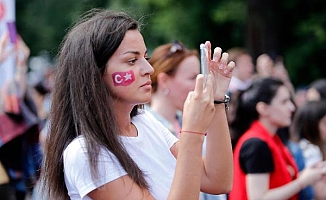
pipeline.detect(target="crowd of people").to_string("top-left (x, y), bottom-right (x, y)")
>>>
top-left (0, 8), bottom-right (325, 200)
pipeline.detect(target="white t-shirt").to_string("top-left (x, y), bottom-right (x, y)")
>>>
top-left (63, 110), bottom-right (179, 200)
top-left (299, 138), bottom-right (323, 167)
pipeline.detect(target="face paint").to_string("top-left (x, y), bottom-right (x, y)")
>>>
top-left (112, 70), bottom-right (135, 86)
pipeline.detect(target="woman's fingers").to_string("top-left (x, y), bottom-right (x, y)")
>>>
top-left (194, 74), bottom-right (204, 94)
top-left (212, 47), bottom-right (222, 62)
top-left (205, 41), bottom-right (212, 61)
top-left (224, 61), bottom-right (235, 75)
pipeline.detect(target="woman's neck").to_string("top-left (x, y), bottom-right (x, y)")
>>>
top-left (258, 118), bottom-right (278, 135)
top-left (113, 101), bottom-right (137, 137)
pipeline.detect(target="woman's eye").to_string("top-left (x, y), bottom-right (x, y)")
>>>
top-left (128, 59), bottom-right (137, 64)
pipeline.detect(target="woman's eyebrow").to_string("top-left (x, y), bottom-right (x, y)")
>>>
top-left (123, 51), bottom-right (140, 55)
top-left (123, 50), bottom-right (148, 55)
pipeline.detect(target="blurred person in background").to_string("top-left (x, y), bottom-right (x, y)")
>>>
top-left (229, 77), bottom-right (326, 200)
top-left (0, 33), bottom-right (42, 200)
top-left (0, 31), bottom-right (16, 200)
top-left (255, 53), bottom-right (294, 94)
top-left (226, 47), bottom-right (254, 94)
top-left (148, 40), bottom-right (228, 200)
top-left (148, 40), bottom-right (198, 137)
top-left (226, 48), bottom-right (254, 147)
top-left (306, 78), bottom-right (326, 102)
top-left (255, 53), bottom-right (274, 78)
top-left (291, 100), bottom-right (326, 200)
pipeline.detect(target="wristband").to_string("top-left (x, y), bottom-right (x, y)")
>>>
top-left (180, 130), bottom-right (207, 136)
top-left (214, 94), bottom-right (230, 111)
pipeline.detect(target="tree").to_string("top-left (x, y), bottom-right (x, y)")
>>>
top-left (15, 0), bottom-right (326, 87)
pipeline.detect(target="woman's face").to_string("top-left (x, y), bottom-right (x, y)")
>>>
top-left (234, 54), bottom-right (254, 82)
top-left (265, 85), bottom-right (296, 127)
top-left (104, 30), bottom-right (154, 106)
top-left (166, 55), bottom-right (200, 111)
top-left (319, 114), bottom-right (326, 142)
top-left (306, 88), bottom-right (321, 101)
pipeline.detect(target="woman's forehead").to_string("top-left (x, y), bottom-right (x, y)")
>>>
top-left (116, 30), bottom-right (146, 55)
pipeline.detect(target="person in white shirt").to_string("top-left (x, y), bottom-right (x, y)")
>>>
top-left (39, 9), bottom-right (235, 200)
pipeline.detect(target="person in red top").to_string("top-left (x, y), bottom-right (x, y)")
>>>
top-left (229, 77), bottom-right (326, 200)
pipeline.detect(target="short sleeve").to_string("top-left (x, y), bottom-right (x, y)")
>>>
top-left (239, 138), bottom-right (274, 174)
top-left (63, 137), bottom-right (127, 199)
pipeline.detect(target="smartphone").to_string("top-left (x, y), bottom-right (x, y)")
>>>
top-left (200, 43), bottom-right (209, 88)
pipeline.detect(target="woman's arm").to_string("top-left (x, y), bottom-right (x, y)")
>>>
top-left (246, 166), bottom-right (326, 200)
top-left (313, 176), bottom-right (326, 200)
top-left (199, 41), bottom-right (234, 194)
top-left (200, 104), bottom-right (233, 194)
top-left (246, 173), bottom-right (301, 200)
top-left (88, 175), bottom-right (155, 200)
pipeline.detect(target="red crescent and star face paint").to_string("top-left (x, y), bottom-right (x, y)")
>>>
top-left (112, 70), bottom-right (135, 86)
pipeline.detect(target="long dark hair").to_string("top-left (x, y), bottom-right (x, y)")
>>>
top-left (40, 9), bottom-right (148, 199)
top-left (291, 100), bottom-right (326, 159)
top-left (230, 77), bottom-right (284, 147)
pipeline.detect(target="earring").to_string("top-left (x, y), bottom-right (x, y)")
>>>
top-left (163, 88), bottom-right (170, 96)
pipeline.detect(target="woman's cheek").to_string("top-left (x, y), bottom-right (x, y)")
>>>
top-left (112, 70), bottom-right (135, 86)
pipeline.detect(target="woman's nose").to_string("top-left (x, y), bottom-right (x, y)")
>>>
top-left (142, 59), bottom-right (154, 75)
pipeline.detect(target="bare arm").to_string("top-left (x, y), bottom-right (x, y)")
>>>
top-left (199, 42), bottom-right (234, 194)
top-left (313, 176), bottom-right (326, 200)
top-left (247, 166), bottom-right (326, 200)
top-left (201, 104), bottom-right (233, 194)
top-left (88, 175), bottom-right (155, 200)
top-left (246, 173), bottom-right (301, 200)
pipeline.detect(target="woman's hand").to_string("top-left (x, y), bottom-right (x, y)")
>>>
top-left (0, 32), bottom-right (15, 64)
top-left (204, 41), bottom-right (235, 100)
top-left (182, 74), bottom-right (215, 133)
top-left (15, 35), bottom-right (30, 68)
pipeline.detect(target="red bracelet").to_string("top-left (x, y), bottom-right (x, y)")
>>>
top-left (179, 130), bottom-right (207, 136)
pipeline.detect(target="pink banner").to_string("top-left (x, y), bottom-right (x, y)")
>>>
top-left (0, 0), bottom-right (16, 88)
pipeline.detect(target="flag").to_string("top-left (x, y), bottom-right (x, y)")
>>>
top-left (0, 0), bottom-right (16, 88)
top-left (112, 70), bottom-right (135, 86)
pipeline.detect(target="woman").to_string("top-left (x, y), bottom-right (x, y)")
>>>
top-left (40, 9), bottom-right (234, 200)
top-left (306, 79), bottom-right (326, 101)
top-left (229, 77), bottom-right (326, 200)
top-left (148, 40), bottom-right (199, 136)
top-left (291, 100), bottom-right (326, 200)
top-left (148, 41), bottom-right (228, 200)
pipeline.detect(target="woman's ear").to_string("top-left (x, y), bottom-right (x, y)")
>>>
top-left (157, 72), bottom-right (170, 88)
top-left (256, 101), bottom-right (268, 116)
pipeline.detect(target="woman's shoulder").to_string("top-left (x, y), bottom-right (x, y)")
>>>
top-left (64, 136), bottom-right (87, 157)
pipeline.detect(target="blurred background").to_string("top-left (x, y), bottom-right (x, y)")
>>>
top-left (14, 0), bottom-right (326, 87)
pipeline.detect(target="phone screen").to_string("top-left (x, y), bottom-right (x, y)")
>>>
top-left (200, 43), bottom-right (209, 87)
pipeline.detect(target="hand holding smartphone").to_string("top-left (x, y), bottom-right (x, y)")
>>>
top-left (200, 43), bottom-right (209, 88)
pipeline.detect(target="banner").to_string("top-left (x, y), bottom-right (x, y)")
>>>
top-left (0, 0), bottom-right (16, 88)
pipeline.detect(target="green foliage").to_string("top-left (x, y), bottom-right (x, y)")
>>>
top-left (15, 0), bottom-right (326, 86)
top-left (212, 1), bottom-right (246, 24)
